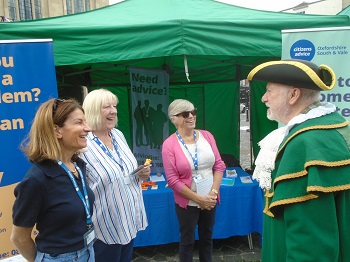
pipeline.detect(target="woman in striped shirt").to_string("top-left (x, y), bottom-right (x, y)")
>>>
top-left (80, 89), bottom-right (150, 262)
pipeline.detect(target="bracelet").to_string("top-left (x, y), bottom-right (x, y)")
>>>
top-left (211, 188), bottom-right (218, 195)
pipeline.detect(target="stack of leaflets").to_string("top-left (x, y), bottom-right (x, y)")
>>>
top-left (221, 178), bottom-right (235, 186)
top-left (240, 176), bottom-right (253, 184)
top-left (226, 169), bottom-right (237, 178)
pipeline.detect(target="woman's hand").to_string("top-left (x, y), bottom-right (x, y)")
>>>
top-left (198, 194), bottom-right (217, 210)
top-left (138, 165), bottom-right (151, 181)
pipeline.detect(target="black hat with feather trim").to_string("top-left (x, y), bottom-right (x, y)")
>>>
top-left (247, 59), bottom-right (335, 91)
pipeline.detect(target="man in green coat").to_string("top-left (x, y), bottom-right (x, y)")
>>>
top-left (247, 59), bottom-right (350, 262)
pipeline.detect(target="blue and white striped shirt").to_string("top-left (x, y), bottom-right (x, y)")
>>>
top-left (80, 129), bottom-right (148, 245)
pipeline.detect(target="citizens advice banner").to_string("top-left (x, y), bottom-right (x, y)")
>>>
top-left (130, 67), bottom-right (169, 173)
top-left (0, 39), bottom-right (57, 260)
top-left (282, 26), bottom-right (350, 121)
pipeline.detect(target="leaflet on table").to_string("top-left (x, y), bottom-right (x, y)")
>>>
top-left (240, 176), bottom-right (253, 184)
top-left (221, 178), bottom-right (235, 186)
top-left (150, 175), bottom-right (165, 182)
top-left (226, 169), bottom-right (237, 178)
top-left (194, 174), bottom-right (213, 196)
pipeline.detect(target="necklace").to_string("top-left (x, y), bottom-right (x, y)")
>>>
top-left (71, 169), bottom-right (76, 174)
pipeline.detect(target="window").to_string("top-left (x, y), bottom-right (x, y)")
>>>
top-left (18, 0), bottom-right (33, 20)
top-left (74, 0), bottom-right (83, 13)
top-left (34, 0), bottom-right (41, 19)
top-left (8, 0), bottom-right (16, 20)
top-left (66, 0), bottom-right (72, 14)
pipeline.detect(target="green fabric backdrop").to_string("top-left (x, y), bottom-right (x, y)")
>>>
top-left (91, 81), bottom-right (240, 160)
top-left (250, 82), bottom-right (278, 162)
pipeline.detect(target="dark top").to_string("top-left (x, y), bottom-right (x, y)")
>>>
top-left (12, 158), bottom-right (95, 256)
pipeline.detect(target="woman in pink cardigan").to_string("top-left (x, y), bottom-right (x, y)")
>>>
top-left (162, 99), bottom-right (226, 262)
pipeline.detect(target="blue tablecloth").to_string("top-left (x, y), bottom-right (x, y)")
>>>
top-left (134, 167), bottom-right (263, 247)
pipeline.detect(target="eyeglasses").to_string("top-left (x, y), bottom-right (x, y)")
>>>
top-left (53, 98), bottom-right (65, 116)
top-left (175, 108), bottom-right (197, 118)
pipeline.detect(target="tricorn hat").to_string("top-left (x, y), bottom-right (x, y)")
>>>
top-left (247, 59), bottom-right (335, 91)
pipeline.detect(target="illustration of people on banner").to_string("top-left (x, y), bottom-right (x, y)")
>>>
top-left (130, 67), bottom-right (169, 173)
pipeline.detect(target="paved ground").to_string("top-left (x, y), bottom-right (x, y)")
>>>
top-left (132, 233), bottom-right (261, 262)
top-left (132, 109), bottom-right (262, 262)
top-left (239, 107), bottom-right (252, 171)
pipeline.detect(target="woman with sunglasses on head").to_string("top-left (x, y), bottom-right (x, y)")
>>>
top-left (79, 89), bottom-right (150, 262)
top-left (11, 98), bottom-right (95, 262)
top-left (162, 99), bottom-right (226, 262)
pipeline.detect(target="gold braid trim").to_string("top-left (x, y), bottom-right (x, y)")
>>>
top-left (265, 160), bottom-right (350, 217)
top-left (274, 169), bottom-right (307, 184)
top-left (265, 194), bottom-right (319, 217)
top-left (277, 121), bottom-right (349, 156)
top-left (265, 190), bottom-right (274, 198)
top-left (319, 64), bottom-right (336, 90)
top-left (247, 60), bottom-right (335, 90)
top-left (263, 190), bottom-right (274, 217)
top-left (264, 120), bottom-right (350, 218)
top-left (273, 159), bottom-right (350, 186)
top-left (308, 184), bottom-right (350, 193)
top-left (264, 210), bottom-right (274, 217)
top-left (305, 159), bottom-right (350, 167)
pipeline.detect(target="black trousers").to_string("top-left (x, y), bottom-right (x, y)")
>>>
top-left (93, 238), bottom-right (134, 262)
top-left (175, 204), bottom-right (216, 262)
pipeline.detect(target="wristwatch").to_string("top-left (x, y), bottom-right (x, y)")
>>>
top-left (211, 188), bottom-right (218, 195)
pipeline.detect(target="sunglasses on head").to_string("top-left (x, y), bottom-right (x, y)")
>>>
top-left (53, 98), bottom-right (65, 116)
top-left (175, 108), bottom-right (197, 118)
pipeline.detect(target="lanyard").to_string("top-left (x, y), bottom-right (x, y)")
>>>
top-left (57, 160), bottom-right (92, 228)
top-left (93, 134), bottom-right (125, 172)
top-left (176, 130), bottom-right (198, 171)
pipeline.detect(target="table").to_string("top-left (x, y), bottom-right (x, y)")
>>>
top-left (134, 167), bottom-right (263, 247)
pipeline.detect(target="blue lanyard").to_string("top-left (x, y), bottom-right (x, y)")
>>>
top-left (57, 160), bottom-right (92, 228)
top-left (93, 134), bottom-right (124, 172)
top-left (176, 130), bottom-right (198, 171)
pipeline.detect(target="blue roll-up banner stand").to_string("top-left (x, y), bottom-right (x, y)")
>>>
top-left (282, 26), bottom-right (350, 121)
top-left (0, 39), bottom-right (57, 260)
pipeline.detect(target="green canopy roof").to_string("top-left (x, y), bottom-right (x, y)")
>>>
top-left (0, 0), bottom-right (349, 85)
top-left (1, 0), bottom-right (349, 164)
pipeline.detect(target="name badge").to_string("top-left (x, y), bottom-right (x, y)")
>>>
top-left (193, 174), bottom-right (203, 183)
top-left (124, 176), bottom-right (131, 185)
top-left (84, 226), bottom-right (96, 246)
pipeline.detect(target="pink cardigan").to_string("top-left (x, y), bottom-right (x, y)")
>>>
top-left (161, 130), bottom-right (226, 208)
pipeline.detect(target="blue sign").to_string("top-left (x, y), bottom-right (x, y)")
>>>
top-left (0, 40), bottom-right (58, 187)
top-left (290, 39), bottom-right (315, 61)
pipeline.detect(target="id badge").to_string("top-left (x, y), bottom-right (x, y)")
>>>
top-left (193, 174), bottom-right (203, 184)
top-left (84, 226), bottom-right (96, 246)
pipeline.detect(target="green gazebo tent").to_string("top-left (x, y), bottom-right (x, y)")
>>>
top-left (338, 5), bottom-right (350, 16)
top-left (1, 0), bottom-right (349, 166)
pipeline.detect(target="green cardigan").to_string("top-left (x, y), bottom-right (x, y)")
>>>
top-left (262, 112), bottom-right (350, 262)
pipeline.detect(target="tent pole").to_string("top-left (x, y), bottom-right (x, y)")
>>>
top-left (236, 65), bottom-right (241, 163)
top-left (202, 84), bottom-right (205, 129)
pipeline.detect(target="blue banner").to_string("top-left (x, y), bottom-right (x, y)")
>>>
top-left (0, 40), bottom-right (57, 186)
top-left (0, 39), bottom-right (57, 259)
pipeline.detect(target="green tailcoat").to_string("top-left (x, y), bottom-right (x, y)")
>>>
top-left (262, 112), bottom-right (350, 262)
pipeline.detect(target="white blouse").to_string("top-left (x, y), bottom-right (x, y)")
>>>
top-left (178, 131), bottom-right (215, 207)
top-left (80, 129), bottom-right (148, 245)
